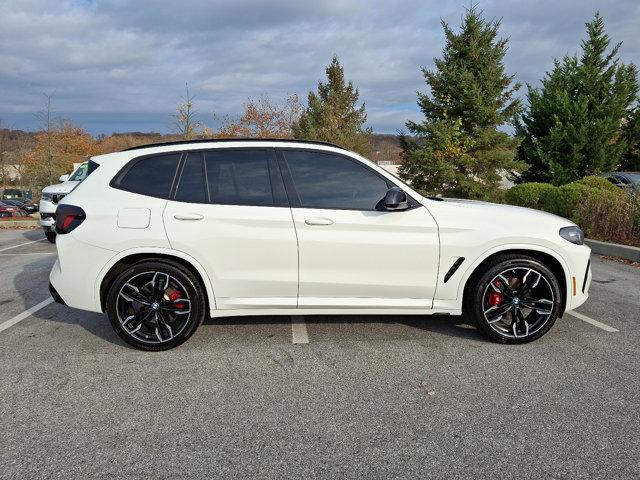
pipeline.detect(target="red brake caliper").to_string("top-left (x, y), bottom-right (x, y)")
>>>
top-left (168, 290), bottom-right (185, 309)
top-left (488, 281), bottom-right (503, 306)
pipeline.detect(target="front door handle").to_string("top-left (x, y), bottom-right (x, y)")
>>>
top-left (173, 213), bottom-right (204, 221)
top-left (305, 217), bottom-right (334, 226)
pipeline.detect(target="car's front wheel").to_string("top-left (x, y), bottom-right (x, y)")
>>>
top-left (466, 255), bottom-right (562, 343)
top-left (45, 231), bottom-right (56, 243)
top-left (106, 260), bottom-right (206, 351)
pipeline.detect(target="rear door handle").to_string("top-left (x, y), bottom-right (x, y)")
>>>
top-left (305, 217), bottom-right (334, 226)
top-left (173, 213), bottom-right (204, 221)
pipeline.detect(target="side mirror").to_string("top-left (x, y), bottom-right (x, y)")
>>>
top-left (384, 187), bottom-right (409, 211)
top-left (59, 174), bottom-right (70, 182)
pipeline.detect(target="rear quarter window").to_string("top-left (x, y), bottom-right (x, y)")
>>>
top-left (113, 153), bottom-right (181, 199)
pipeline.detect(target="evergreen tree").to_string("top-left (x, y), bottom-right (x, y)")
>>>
top-left (400, 6), bottom-right (523, 199)
top-left (293, 56), bottom-right (372, 155)
top-left (621, 106), bottom-right (640, 170)
top-left (517, 13), bottom-right (639, 184)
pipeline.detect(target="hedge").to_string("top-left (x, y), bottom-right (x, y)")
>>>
top-left (505, 182), bottom-right (556, 210)
top-left (506, 177), bottom-right (640, 246)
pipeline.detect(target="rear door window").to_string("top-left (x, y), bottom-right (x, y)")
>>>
top-left (175, 152), bottom-right (207, 203)
top-left (205, 150), bottom-right (274, 206)
top-left (115, 154), bottom-right (181, 199)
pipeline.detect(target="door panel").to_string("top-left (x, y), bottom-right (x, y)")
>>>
top-left (164, 202), bottom-right (298, 309)
top-left (291, 206), bottom-right (439, 309)
top-left (163, 148), bottom-right (298, 310)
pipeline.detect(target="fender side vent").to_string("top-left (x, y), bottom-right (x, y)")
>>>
top-left (582, 259), bottom-right (590, 293)
top-left (443, 257), bottom-right (465, 283)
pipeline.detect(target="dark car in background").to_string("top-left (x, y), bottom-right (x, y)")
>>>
top-left (1, 188), bottom-right (33, 202)
top-left (600, 172), bottom-right (640, 194)
top-left (0, 201), bottom-right (27, 218)
top-left (1, 199), bottom-right (38, 214)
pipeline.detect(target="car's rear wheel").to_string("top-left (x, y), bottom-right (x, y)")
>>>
top-left (465, 255), bottom-right (562, 343)
top-left (45, 231), bottom-right (56, 243)
top-left (106, 260), bottom-right (206, 351)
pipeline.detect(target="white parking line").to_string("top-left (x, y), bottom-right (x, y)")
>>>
top-left (567, 310), bottom-right (619, 332)
top-left (0, 239), bottom-right (46, 253)
top-left (0, 297), bottom-right (54, 334)
top-left (291, 316), bottom-right (309, 344)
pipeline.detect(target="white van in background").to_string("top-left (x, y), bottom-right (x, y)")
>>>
top-left (39, 162), bottom-right (88, 243)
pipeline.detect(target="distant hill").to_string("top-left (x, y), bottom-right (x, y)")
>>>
top-left (368, 133), bottom-right (402, 165)
top-left (0, 128), bottom-right (404, 165)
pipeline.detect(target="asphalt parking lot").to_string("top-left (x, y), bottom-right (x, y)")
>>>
top-left (0, 229), bottom-right (638, 479)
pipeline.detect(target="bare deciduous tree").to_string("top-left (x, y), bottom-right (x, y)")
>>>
top-left (173, 84), bottom-right (208, 139)
top-left (34, 93), bottom-right (56, 184)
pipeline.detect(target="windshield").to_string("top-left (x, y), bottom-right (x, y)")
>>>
top-left (68, 163), bottom-right (89, 182)
top-left (626, 173), bottom-right (640, 184)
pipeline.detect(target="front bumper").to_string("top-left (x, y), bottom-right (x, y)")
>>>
top-left (39, 199), bottom-right (57, 229)
top-left (561, 243), bottom-right (592, 311)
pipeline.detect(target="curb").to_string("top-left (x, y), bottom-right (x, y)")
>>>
top-left (585, 238), bottom-right (640, 262)
top-left (0, 219), bottom-right (40, 229)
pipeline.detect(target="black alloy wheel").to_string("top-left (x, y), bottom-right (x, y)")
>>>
top-left (466, 255), bottom-right (562, 343)
top-left (106, 260), bottom-right (205, 351)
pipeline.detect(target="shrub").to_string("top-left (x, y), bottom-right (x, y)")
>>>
top-left (506, 183), bottom-right (556, 209)
top-left (503, 176), bottom-right (640, 246)
top-left (572, 188), bottom-right (636, 244)
top-left (574, 175), bottom-right (624, 195)
top-left (543, 183), bottom-right (591, 220)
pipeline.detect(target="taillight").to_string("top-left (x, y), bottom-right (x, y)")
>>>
top-left (55, 204), bottom-right (86, 234)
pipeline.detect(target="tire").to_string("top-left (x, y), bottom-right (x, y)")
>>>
top-left (464, 254), bottom-right (562, 344)
top-left (45, 231), bottom-right (56, 243)
top-left (106, 260), bottom-right (206, 351)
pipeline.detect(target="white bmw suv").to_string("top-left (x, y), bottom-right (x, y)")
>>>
top-left (49, 139), bottom-right (591, 350)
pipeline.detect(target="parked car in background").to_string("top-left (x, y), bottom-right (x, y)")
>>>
top-left (39, 162), bottom-right (89, 243)
top-left (49, 139), bottom-right (591, 351)
top-left (600, 172), bottom-right (640, 194)
top-left (0, 201), bottom-right (27, 218)
top-left (1, 199), bottom-right (38, 215)
top-left (1, 188), bottom-right (33, 202)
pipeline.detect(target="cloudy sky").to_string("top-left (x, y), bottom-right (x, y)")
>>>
top-left (0, 0), bottom-right (638, 135)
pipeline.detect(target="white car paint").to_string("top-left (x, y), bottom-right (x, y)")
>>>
top-left (49, 140), bottom-right (591, 322)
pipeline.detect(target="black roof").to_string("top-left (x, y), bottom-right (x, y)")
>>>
top-left (123, 138), bottom-right (343, 152)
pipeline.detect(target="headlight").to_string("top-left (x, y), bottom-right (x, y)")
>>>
top-left (41, 192), bottom-right (53, 202)
top-left (559, 226), bottom-right (584, 245)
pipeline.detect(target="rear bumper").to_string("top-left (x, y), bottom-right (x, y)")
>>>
top-left (48, 282), bottom-right (67, 305)
top-left (49, 233), bottom-right (116, 313)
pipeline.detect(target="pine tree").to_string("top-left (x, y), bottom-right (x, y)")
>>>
top-left (517, 13), bottom-right (639, 184)
top-left (621, 106), bottom-right (640, 170)
top-left (400, 6), bottom-right (523, 199)
top-left (293, 56), bottom-right (372, 155)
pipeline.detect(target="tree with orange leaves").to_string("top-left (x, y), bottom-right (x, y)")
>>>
top-left (22, 120), bottom-right (100, 194)
top-left (216, 94), bottom-right (302, 139)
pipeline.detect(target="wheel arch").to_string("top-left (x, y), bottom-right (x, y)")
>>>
top-left (459, 247), bottom-right (569, 316)
top-left (97, 249), bottom-right (216, 314)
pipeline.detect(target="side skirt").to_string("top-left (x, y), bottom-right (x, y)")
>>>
top-left (210, 307), bottom-right (462, 318)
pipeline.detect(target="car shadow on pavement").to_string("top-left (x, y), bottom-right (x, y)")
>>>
top-left (203, 313), bottom-right (491, 343)
top-left (13, 253), bottom-right (130, 348)
top-left (2, 228), bottom-right (44, 243)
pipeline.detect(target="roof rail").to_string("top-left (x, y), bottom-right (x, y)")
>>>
top-left (123, 138), bottom-right (344, 152)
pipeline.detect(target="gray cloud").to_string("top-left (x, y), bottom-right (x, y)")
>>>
top-left (0, 0), bottom-right (637, 134)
